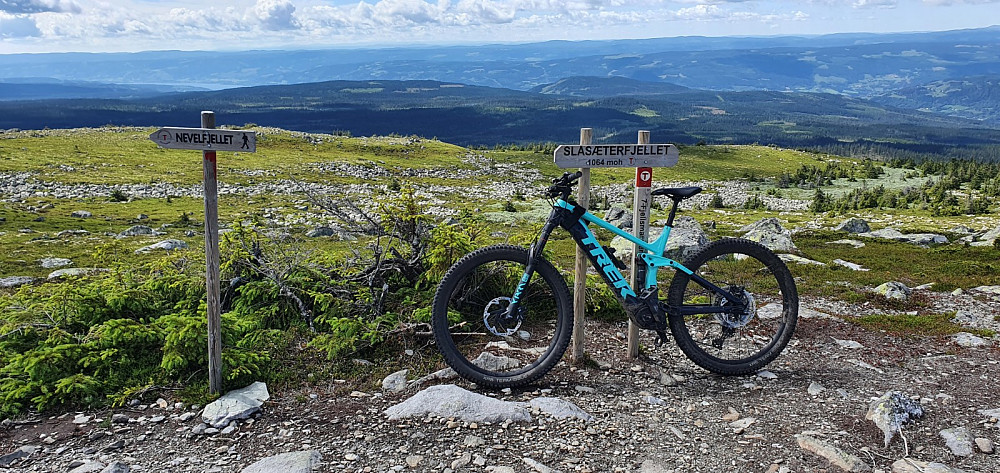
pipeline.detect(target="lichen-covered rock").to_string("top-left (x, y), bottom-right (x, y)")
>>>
top-left (611, 216), bottom-right (709, 264)
top-left (867, 391), bottom-right (924, 446)
top-left (834, 218), bottom-right (870, 234)
top-left (874, 281), bottom-right (911, 300)
top-left (740, 217), bottom-right (797, 253)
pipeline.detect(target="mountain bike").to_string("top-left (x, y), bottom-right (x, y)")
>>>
top-left (431, 171), bottom-right (798, 388)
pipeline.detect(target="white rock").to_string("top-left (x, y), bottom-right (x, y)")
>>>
top-left (891, 458), bottom-right (968, 473)
top-left (952, 332), bottom-right (989, 348)
top-left (202, 381), bottom-right (269, 428)
top-left (381, 369), bottom-right (408, 393)
top-left (939, 427), bottom-right (974, 456)
top-left (241, 451), bottom-right (321, 473)
top-left (833, 337), bottom-right (864, 349)
top-left (528, 397), bottom-right (593, 421)
top-left (384, 384), bottom-right (531, 423)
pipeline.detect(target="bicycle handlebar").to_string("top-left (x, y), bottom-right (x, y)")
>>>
top-left (546, 171), bottom-right (583, 199)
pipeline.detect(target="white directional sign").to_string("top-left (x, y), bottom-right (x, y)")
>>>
top-left (149, 127), bottom-right (256, 152)
top-left (554, 144), bottom-right (678, 168)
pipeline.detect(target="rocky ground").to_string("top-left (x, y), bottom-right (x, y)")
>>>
top-left (2, 292), bottom-right (999, 473)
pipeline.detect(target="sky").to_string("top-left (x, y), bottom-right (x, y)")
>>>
top-left (0, 0), bottom-right (998, 54)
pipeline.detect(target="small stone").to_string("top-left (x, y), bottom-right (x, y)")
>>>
top-left (382, 369), bottom-right (409, 393)
top-left (451, 452), bottom-right (471, 469)
top-left (71, 210), bottom-right (92, 218)
top-left (112, 413), bottom-right (129, 424)
top-left (39, 257), bottom-right (73, 269)
top-left (953, 332), bottom-right (989, 348)
top-left (73, 414), bottom-right (91, 424)
top-left (574, 385), bottom-right (595, 393)
top-left (100, 462), bottom-right (130, 473)
top-left (797, 434), bottom-right (870, 472)
top-left (156, 398), bottom-right (169, 408)
top-left (975, 437), bottom-right (994, 454)
top-left (405, 455), bottom-right (423, 468)
top-left (721, 408), bottom-right (740, 422)
top-left (464, 435), bottom-right (485, 447)
top-left (149, 415), bottom-right (165, 423)
top-left (939, 427), bottom-right (974, 456)
top-left (808, 382), bottom-right (826, 396)
top-left (730, 417), bottom-right (756, 433)
top-left (757, 370), bottom-right (778, 380)
top-left (891, 458), bottom-right (967, 473)
top-left (102, 439), bottom-right (125, 451)
top-left (659, 372), bottom-right (677, 386)
top-left (345, 453), bottom-right (359, 461)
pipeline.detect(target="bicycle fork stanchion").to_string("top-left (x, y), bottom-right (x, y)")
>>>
top-left (627, 130), bottom-right (652, 360)
top-left (571, 127), bottom-right (592, 364)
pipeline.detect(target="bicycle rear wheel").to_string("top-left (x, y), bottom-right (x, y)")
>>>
top-left (431, 245), bottom-right (572, 388)
top-left (666, 238), bottom-right (798, 375)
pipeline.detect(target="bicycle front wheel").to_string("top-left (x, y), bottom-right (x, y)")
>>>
top-left (431, 245), bottom-right (572, 388)
top-left (666, 238), bottom-right (798, 375)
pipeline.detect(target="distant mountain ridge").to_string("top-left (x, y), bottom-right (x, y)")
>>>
top-left (0, 26), bottom-right (996, 97)
top-left (2, 78), bottom-right (999, 162)
top-left (530, 76), bottom-right (690, 97)
top-left (0, 79), bottom-right (206, 101)
top-left (871, 75), bottom-right (1000, 123)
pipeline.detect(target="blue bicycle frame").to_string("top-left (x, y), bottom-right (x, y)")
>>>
top-left (509, 197), bottom-right (743, 329)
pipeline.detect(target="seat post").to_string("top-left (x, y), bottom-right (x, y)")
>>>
top-left (665, 197), bottom-right (681, 228)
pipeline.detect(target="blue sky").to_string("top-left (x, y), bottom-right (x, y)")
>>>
top-left (0, 0), bottom-right (998, 53)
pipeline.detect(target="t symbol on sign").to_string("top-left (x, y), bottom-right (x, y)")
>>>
top-left (640, 170), bottom-right (651, 182)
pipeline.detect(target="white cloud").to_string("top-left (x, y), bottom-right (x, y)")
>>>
top-left (853, 0), bottom-right (897, 8)
top-left (0, 11), bottom-right (41, 36)
top-left (0, 0), bottom-right (80, 14)
top-left (0, 0), bottom-right (995, 53)
top-left (255, 0), bottom-right (298, 30)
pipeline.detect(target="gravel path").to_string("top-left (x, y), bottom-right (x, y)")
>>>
top-left (2, 299), bottom-right (998, 473)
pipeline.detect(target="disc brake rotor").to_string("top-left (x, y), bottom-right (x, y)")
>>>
top-left (714, 287), bottom-right (756, 329)
top-left (484, 297), bottom-right (521, 336)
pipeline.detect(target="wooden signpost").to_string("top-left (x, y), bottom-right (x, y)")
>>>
top-left (149, 112), bottom-right (257, 394)
top-left (554, 129), bottom-right (678, 361)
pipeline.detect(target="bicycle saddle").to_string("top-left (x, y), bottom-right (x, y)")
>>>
top-left (652, 186), bottom-right (702, 200)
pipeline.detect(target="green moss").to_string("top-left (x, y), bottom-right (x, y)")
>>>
top-left (850, 312), bottom-right (973, 336)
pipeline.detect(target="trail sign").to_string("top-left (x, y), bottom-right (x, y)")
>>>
top-left (150, 127), bottom-right (256, 152)
top-left (553, 144), bottom-right (678, 168)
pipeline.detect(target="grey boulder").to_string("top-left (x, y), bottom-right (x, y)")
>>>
top-left (202, 381), bottom-right (270, 428)
top-left (385, 384), bottom-right (531, 423)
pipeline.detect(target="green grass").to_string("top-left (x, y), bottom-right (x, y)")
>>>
top-left (4, 126), bottom-right (1000, 310)
top-left (0, 127), bottom-right (471, 186)
top-left (850, 312), bottom-right (994, 337)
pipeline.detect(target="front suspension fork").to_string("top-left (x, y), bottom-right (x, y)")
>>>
top-left (507, 208), bottom-right (562, 317)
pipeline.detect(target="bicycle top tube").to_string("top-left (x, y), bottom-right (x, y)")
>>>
top-left (554, 199), bottom-right (667, 255)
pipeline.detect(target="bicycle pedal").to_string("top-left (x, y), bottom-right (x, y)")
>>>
top-left (654, 330), bottom-right (670, 347)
